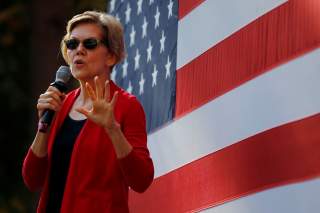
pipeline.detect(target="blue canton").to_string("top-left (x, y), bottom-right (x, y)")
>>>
top-left (108, 0), bottom-right (178, 133)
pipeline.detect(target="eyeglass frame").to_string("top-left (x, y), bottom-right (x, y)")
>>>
top-left (64, 37), bottom-right (109, 50)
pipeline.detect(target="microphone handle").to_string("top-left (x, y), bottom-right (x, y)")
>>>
top-left (38, 81), bottom-right (67, 133)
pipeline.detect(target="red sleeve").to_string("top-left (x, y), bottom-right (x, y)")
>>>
top-left (22, 148), bottom-right (48, 191)
top-left (118, 97), bottom-right (154, 193)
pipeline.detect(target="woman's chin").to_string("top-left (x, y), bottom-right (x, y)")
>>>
top-left (71, 67), bottom-right (87, 79)
top-left (72, 72), bottom-right (96, 82)
top-left (71, 72), bottom-right (84, 81)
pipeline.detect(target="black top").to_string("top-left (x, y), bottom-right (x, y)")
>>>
top-left (46, 115), bottom-right (86, 213)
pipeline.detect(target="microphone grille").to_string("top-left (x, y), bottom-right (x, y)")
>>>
top-left (55, 66), bottom-right (71, 83)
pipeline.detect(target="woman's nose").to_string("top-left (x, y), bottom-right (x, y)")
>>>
top-left (75, 43), bottom-right (86, 55)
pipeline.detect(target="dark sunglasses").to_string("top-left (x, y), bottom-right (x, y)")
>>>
top-left (64, 38), bottom-right (108, 50)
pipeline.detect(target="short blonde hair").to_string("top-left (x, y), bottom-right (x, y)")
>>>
top-left (60, 11), bottom-right (125, 67)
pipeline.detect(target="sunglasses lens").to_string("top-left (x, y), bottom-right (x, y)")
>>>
top-left (83, 39), bottom-right (98, 49)
top-left (65, 38), bottom-right (104, 50)
top-left (65, 39), bottom-right (79, 50)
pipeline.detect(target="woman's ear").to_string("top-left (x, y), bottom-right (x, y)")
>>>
top-left (106, 54), bottom-right (117, 67)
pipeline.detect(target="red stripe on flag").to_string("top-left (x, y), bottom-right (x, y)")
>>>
top-left (176, 0), bottom-right (320, 118)
top-left (129, 113), bottom-right (320, 212)
top-left (178, 0), bottom-right (205, 20)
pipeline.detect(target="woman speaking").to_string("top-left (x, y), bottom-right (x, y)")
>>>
top-left (22, 11), bottom-right (154, 213)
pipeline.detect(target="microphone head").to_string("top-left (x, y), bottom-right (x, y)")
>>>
top-left (55, 66), bottom-right (71, 83)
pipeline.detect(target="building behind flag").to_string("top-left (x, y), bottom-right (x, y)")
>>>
top-left (109, 0), bottom-right (320, 212)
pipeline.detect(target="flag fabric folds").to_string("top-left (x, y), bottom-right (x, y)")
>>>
top-left (109, 0), bottom-right (320, 212)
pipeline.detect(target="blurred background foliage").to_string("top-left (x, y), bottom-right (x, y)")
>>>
top-left (0, 0), bottom-right (109, 212)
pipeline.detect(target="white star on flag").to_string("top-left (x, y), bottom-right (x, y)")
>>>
top-left (142, 16), bottom-right (148, 38)
top-left (110, 0), bottom-right (116, 12)
top-left (139, 72), bottom-right (145, 95)
top-left (168, 0), bottom-right (173, 18)
top-left (154, 6), bottom-right (160, 29)
top-left (115, 13), bottom-right (120, 22)
top-left (134, 49), bottom-right (141, 70)
top-left (129, 25), bottom-right (136, 46)
top-left (111, 67), bottom-right (117, 81)
top-left (125, 3), bottom-right (131, 23)
top-left (127, 80), bottom-right (133, 94)
top-left (165, 55), bottom-right (171, 79)
top-left (137, 0), bottom-right (143, 15)
top-left (122, 59), bottom-right (128, 78)
top-left (152, 64), bottom-right (158, 87)
top-left (160, 30), bottom-right (166, 53)
top-left (147, 40), bottom-right (153, 62)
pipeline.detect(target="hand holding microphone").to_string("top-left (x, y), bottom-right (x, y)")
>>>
top-left (37, 66), bottom-right (71, 133)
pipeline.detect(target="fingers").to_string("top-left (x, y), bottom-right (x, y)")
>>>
top-left (46, 86), bottom-right (64, 102)
top-left (47, 86), bottom-right (62, 94)
top-left (84, 77), bottom-right (116, 106)
top-left (104, 80), bottom-right (110, 101)
top-left (39, 92), bottom-right (62, 106)
top-left (110, 91), bottom-right (118, 108)
top-left (104, 80), bottom-right (117, 107)
top-left (85, 82), bottom-right (97, 101)
top-left (94, 76), bottom-right (104, 99)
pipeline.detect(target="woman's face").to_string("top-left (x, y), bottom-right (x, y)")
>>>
top-left (67, 23), bottom-right (112, 82)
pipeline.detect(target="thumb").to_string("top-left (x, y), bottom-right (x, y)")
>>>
top-left (75, 107), bottom-right (90, 118)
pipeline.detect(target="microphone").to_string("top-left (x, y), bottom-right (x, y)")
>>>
top-left (38, 66), bottom-right (71, 133)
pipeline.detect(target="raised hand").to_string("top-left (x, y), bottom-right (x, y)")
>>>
top-left (76, 76), bottom-right (119, 131)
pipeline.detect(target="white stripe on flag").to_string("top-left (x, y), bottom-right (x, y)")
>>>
top-left (149, 47), bottom-right (320, 177)
top-left (177, 0), bottom-right (288, 69)
top-left (200, 178), bottom-right (320, 213)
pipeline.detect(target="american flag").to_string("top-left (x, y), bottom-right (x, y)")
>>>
top-left (109, 0), bottom-right (320, 212)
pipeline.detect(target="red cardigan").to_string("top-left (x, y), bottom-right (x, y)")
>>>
top-left (22, 81), bottom-right (154, 213)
